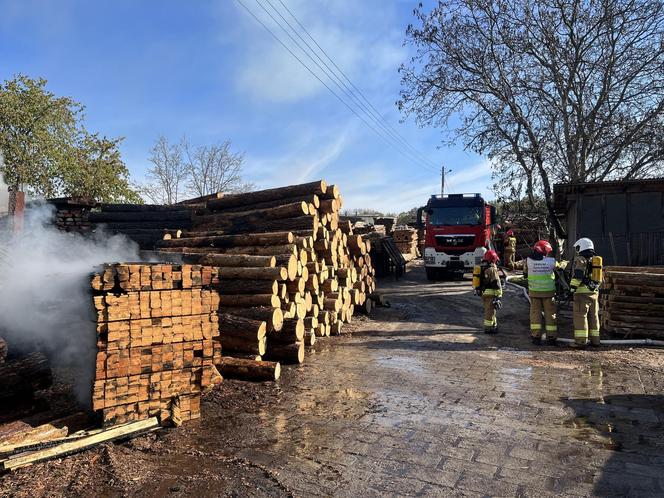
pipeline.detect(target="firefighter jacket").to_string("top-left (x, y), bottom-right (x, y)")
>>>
top-left (505, 236), bottom-right (517, 252)
top-left (524, 254), bottom-right (557, 298)
top-left (481, 263), bottom-right (503, 297)
top-left (570, 254), bottom-right (600, 294)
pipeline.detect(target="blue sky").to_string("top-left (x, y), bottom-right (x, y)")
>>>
top-left (0, 0), bottom-right (492, 213)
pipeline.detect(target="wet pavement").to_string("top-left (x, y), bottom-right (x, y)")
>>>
top-left (3, 262), bottom-right (664, 497)
top-left (198, 262), bottom-right (664, 497)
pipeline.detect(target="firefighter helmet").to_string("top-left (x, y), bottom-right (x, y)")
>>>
top-left (574, 238), bottom-right (594, 253)
top-left (483, 249), bottom-right (499, 263)
top-left (533, 240), bottom-right (553, 255)
top-left (506, 229), bottom-right (514, 236)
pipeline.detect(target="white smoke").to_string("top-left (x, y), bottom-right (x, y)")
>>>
top-left (0, 201), bottom-right (140, 406)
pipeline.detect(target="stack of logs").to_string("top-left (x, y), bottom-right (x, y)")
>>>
top-left (601, 267), bottom-right (664, 339)
top-left (393, 228), bottom-right (419, 261)
top-left (90, 263), bottom-right (223, 426)
top-left (89, 205), bottom-right (196, 250)
top-left (156, 180), bottom-right (377, 368)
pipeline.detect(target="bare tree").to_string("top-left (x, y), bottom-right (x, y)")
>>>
top-left (183, 139), bottom-right (254, 197)
top-left (141, 136), bottom-right (187, 204)
top-left (399, 0), bottom-right (664, 237)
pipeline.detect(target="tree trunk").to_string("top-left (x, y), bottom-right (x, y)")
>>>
top-left (217, 267), bottom-right (288, 281)
top-left (221, 336), bottom-right (266, 356)
top-left (219, 314), bottom-right (267, 340)
top-left (214, 194), bottom-right (321, 213)
top-left (218, 294), bottom-right (281, 308)
top-left (183, 253), bottom-right (276, 268)
top-left (206, 180), bottom-right (326, 210)
top-left (264, 342), bottom-right (304, 364)
top-left (193, 214), bottom-right (318, 235)
top-left (216, 357), bottom-right (281, 381)
top-left (216, 279), bottom-right (279, 295)
top-left (176, 231), bottom-right (294, 245)
top-left (221, 306), bottom-right (284, 332)
top-left (270, 318), bottom-right (304, 343)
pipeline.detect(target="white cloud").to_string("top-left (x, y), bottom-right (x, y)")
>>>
top-left (232, 0), bottom-right (405, 103)
top-left (242, 121), bottom-right (355, 186)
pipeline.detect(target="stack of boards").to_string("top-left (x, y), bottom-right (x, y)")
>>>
top-left (392, 228), bottom-right (419, 261)
top-left (601, 266), bottom-right (664, 339)
top-left (90, 263), bottom-right (222, 426)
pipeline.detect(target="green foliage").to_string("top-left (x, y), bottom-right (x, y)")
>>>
top-left (396, 207), bottom-right (419, 225)
top-left (0, 75), bottom-right (139, 202)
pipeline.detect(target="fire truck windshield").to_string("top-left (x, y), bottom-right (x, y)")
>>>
top-left (429, 206), bottom-right (483, 226)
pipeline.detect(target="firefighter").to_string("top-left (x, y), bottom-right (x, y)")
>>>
top-left (570, 238), bottom-right (603, 348)
top-left (523, 240), bottom-right (557, 345)
top-left (473, 250), bottom-right (502, 334)
top-left (504, 229), bottom-right (517, 270)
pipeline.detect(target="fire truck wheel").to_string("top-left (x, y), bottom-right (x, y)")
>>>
top-left (425, 267), bottom-right (438, 281)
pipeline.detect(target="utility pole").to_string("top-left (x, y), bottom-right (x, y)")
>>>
top-left (441, 166), bottom-right (452, 195)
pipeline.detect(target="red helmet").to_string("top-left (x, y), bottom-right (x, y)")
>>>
top-left (533, 240), bottom-right (553, 255)
top-left (483, 249), bottom-right (499, 264)
top-left (506, 229), bottom-right (514, 236)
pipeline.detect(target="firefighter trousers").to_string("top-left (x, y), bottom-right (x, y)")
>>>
top-left (482, 296), bottom-right (497, 330)
top-left (530, 296), bottom-right (557, 339)
top-left (504, 250), bottom-right (515, 269)
top-left (573, 293), bottom-right (600, 345)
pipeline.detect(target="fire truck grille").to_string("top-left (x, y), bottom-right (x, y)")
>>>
top-left (434, 235), bottom-right (476, 247)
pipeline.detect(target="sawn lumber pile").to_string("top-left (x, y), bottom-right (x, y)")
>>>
top-left (393, 227), bottom-right (419, 260)
top-left (156, 180), bottom-right (377, 368)
top-left (601, 266), bottom-right (664, 339)
top-left (90, 263), bottom-right (223, 426)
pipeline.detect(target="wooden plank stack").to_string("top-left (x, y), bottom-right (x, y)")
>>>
top-left (393, 228), bottom-right (419, 260)
top-left (601, 266), bottom-right (664, 339)
top-left (155, 180), bottom-right (377, 368)
top-left (90, 263), bottom-right (223, 426)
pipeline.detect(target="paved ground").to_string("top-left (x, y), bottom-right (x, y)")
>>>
top-left (3, 262), bottom-right (664, 497)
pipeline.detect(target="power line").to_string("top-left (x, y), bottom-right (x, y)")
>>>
top-left (264, 0), bottom-right (436, 171)
top-left (236, 0), bottom-right (441, 173)
top-left (251, 0), bottom-right (435, 171)
top-left (274, 0), bottom-right (440, 171)
top-left (235, 0), bottom-right (405, 156)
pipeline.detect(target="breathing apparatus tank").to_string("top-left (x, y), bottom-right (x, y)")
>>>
top-left (591, 255), bottom-right (603, 284)
top-left (472, 265), bottom-right (482, 289)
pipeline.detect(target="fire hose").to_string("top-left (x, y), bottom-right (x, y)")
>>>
top-left (504, 275), bottom-right (664, 347)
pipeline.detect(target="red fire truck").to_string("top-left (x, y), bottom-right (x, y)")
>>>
top-left (417, 193), bottom-right (496, 280)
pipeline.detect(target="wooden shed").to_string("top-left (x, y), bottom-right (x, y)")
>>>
top-left (554, 178), bottom-right (664, 265)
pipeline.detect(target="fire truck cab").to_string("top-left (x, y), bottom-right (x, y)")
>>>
top-left (417, 193), bottom-right (496, 280)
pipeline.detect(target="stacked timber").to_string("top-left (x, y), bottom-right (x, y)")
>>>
top-left (90, 263), bottom-right (223, 426)
top-left (393, 227), bottom-right (419, 260)
top-left (156, 180), bottom-right (377, 368)
top-left (89, 204), bottom-right (197, 249)
top-left (601, 267), bottom-right (664, 339)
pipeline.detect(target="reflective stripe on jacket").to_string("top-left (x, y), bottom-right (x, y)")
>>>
top-left (526, 257), bottom-right (556, 293)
